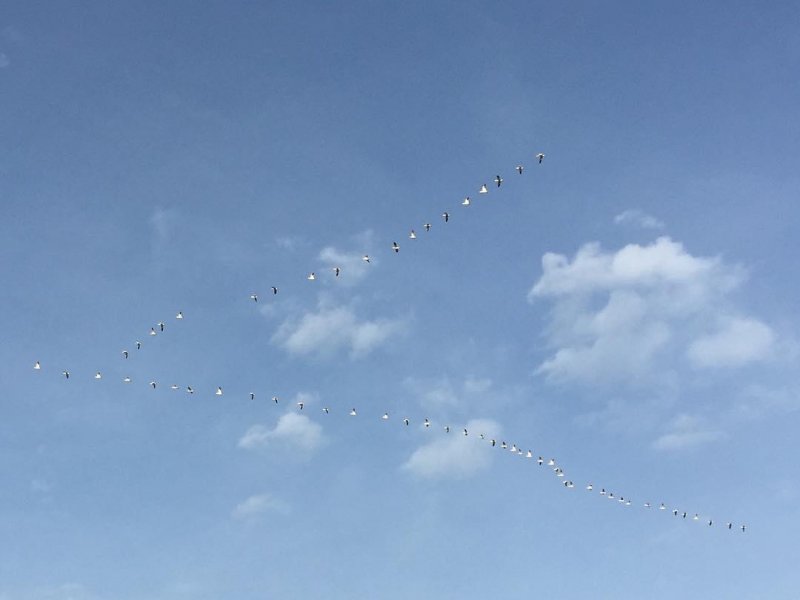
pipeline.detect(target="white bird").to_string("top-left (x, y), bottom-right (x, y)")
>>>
top-left (158, 322), bottom-right (165, 332)
top-left (135, 341), bottom-right (141, 350)
top-left (600, 489), bottom-right (606, 496)
top-left (501, 442), bottom-right (507, 449)
top-left (586, 484), bottom-right (593, 491)
top-left (215, 387), bottom-right (223, 396)
top-left (323, 407), bottom-right (330, 414)
top-left (62, 370), bottom-right (70, 379)
top-left (708, 519), bottom-right (713, 526)
top-left (693, 514), bottom-right (700, 521)
top-left (537, 456), bottom-right (543, 465)
top-left (462, 196), bottom-right (471, 206)
top-left (491, 439), bottom-right (496, 447)
top-left (510, 444), bottom-right (517, 452)
top-left (271, 287), bottom-right (278, 295)
top-left (333, 267), bottom-right (341, 277)
top-left (608, 493), bottom-right (614, 499)
top-left (392, 242), bottom-right (400, 253)
top-left (659, 503), bottom-right (666, 510)
top-left (297, 401), bottom-right (304, 410)
top-left (547, 459), bottom-right (555, 466)
top-left (187, 386), bottom-right (194, 394)
top-left (122, 350), bottom-right (129, 359)
top-left (445, 426), bottom-right (450, 433)
top-left (123, 376), bottom-right (131, 383)
top-left (516, 165), bottom-right (523, 174)
top-left (423, 223), bottom-right (431, 231)
top-left (382, 413), bottom-right (389, 420)
top-left (250, 293), bottom-right (258, 302)
top-left (479, 184), bottom-right (488, 194)
top-left (404, 418), bottom-right (410, 426)
top-left (149, 327), bottom-right (157, 336)
top-left (272, 396), bottom-right (279, 404)
top-left (409, 230), bottom-right (417, 239)
top-left (673, 510), bottom-right (679, 516)
top-left (349, 408), bottom-right (357, 416)
top-left (537, 152), bottom-right (545, 164)
top-left (307, 272), bottom-right (316, 281)
top-left (424, 418), bottom-right (430, 428)
top-left (741, 524), bottom-right (746, 532)
top-left (463, 428), bottom-right (468, 436)
top-left (250, 392), bottom-right (255, 400)
top-left (176, 311), bottom-right (183, 319)
top-left (94, 372), bottom-right (102, 380)
top-left (34, 361), bottom-right (41, 370)
top-left (526, 451), bottom-right (533, 458)
top-left (150, 381), bottom-right (157, 389)
top-left (625, 500), bottom-right (632, 506)
top-left (171, 384), bottom-right (180, 390)
top-left (363, 255), bottom-right (371, 263)
top-left (727, 523), bottom-right (733, 530)
top-left (644, 502), bottom-right (651, 508)
top-left (494, 175), bottom-right (502, 187)
top-left (442, 212), bottom-right (449, 222)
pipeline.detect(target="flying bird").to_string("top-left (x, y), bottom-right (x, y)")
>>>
top-left (250, 392), bottom-right (255, 400)
top-left (462, 196), bottom-right (471, 206)
top-left (424, 419), bottom-right (430, 428)
top-left (537, 153), bottom-right (545, 164)
top-left (424, 223), bottom-right (431, 232)
top-left (94, 372), bottom-right (102, 380)
top-left (297, 401), bottom-right (304, 410)
top-left (150, 381), bottom-right (157, 389)
top-left (187, 386), bottom-right (194, 394)
top-left (135, 341), bottom-right (141, 350)
top-left (170, 384), bottom-right (180, 390)
top-left (333, 267), bottom-right (341, 277)
top-left (158, 322), bottom-right (165, 332)
top-left (176, 311), bottom-right (184, 319)
top-left (479, 184), bottom-right (488, 194)
top-left (586, 484), bottom-right (593, 491)
top-left (463, 428), bottom-right (468, 436)
top-left (444, 426), bottom-right (450, 433)
top-left (494, 175), bottom-right (502, 187)
top-left (216, 387), bottom-right (223, 396)
top-left (273, 396), bottom-right (279, 404)
top-left (404, 418), bottom-right (409, 426)
top-left (409, 230), bottom-right (417, 239)
top-left (442, 212), bottom-right (449, 222)
top-left (122, 350), bottom-right (128, 359)
top-left (149, 327), bottom-right (157, 336)
top-left (392, 242), bottom-right (400, 253)
top-left (382, 413), bottom-right (389, 420)
top-left (491, 439), bottom-right (496, 447)
top-left (34, 361), bottom-right (41, 370)
top-left (250, 293), bottom-right (258, 302)
top-left (123, 376), bottom-right (131, 383)
top-left (537, 457), bottom-right (543, 465)
top-left (307, 272), bottom-right (316, 281)
top-left (516, 165), bottom-right (523, 174)
top-left (350, 408), bottom-right (357, 416)
top-left (323, 407), bottom-right (330, 414)
top-left (363, 255), bottom-right (371, 263)
top-left (272, 287), bottom-right (278, 295)
top-left (62, 370), bottom-right (70, 379)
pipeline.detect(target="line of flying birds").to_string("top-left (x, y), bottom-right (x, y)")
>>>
top-left (30, 151), bottom-right (746, 533)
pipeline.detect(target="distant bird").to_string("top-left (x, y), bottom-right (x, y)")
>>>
top-left (741, 524), bottom-right (746, 532)
top-left (392, 242), bottom-right (400, 253)
top-left (600, 489), bottom-right (606, 496)
top-left (409, 230), bottom-right (417, 239)
top-left (272, 396), bottom-right (279, 404)
top-left (150, 381), bottom-right (157, 389)
top-left (516, 165), bottom-right (524, 174)
top-left (424, 223), bottom-right (432, 232)
top-left (463, 428), bottom-right (468, 436)
top-left (491, 439), bottom-right (496, 447)
top-left (644, 502), bottom-right (651, 508)
top-left (537, 456), bottom-right (543, 465)
top-left (123, 376), bottom-right (131, 383)
top-left (625, 500), bottom-right (632, 506)
top-left (297, 401), bottom-right (304, 410)
top-left (382, 413), bottom-right (389, 420)
top-left (586, 484), bottom-right (593, 491)
top-left (510, 444), bottom-right (517, 452)
top-left (176, 311), bottom-right (184, 319)
top-left (462, 196), bottom-right (471, 206)
top-left (501, 442), bottom-right (507, 449)
top-left (333, 267), bottom-right (341, 277)
top-left (693, 514), bottom-right (699, 521)
top-left (215, 387), bottom-right (223, 396)
top-left (271, 287), bottom-right (278, 295)
top-left (250, 392), bottom-right (255, 400)
top-left (565, 481), bottom-right (575, 488)
top-left (547, 459), bottom-right (555, 466)
top-left (537, 153), bottom-right (545, 164)
top-left (673, 510), bottom-right (679, 516)
top-left (349, 408), bottom-right (357, 416)
top-left (158, 322), bottom-right (165, 332)
top-left (526, 451), bottom-right (533, 458)
top-left (149, 327), bottom-right (157, 336)
top-left (250, 293), bottom-right (258, 302)
top-left (34, 361), bottom-right (41, 370)
top-left (171, 384), bottom-right (180, 390)
top-left (424, 418), bottom-right (430, 428)
top-left (135, 342), bottom-right (141, 350)
top-left (494, 175), bottom-right (503, 187)
top-left (479, 184), bottom-right (488, 194)
top-left (94, 372), bottom-right (102, 380)
top-left (444, 426), bottom-right (450, 433)
top-left (187, 386), bottom-right (194, 394)
top-left (307, 272), bottom-right (316, 281)
top-left (728, 523), bottom-right (733, 530)
top-left (363, 255), bottom-right (371, 263)
top-left (442, 212), bottom-right (449, 222)
top-left (708, 519), bottom-right (713, 526)
top-left (323, 407), bottom-right (330, 414)
top-left (62, 370), bottom-right (70, 379)
top-left (683, 512), bottom-right (687, 519)
top-left (608, 493), bottom-right (614, 499)
top-left (404, 418), bottom-right (409, 426)
top-left (659, 503), bottom-right (666, 510)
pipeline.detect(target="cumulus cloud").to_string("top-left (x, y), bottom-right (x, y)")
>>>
top-left (238, 412), bottom-right (324, 454)
top-left (402, 418), bottom-right (501, 479)
top-left (614, 209), bottom-right (664, 230)
top-left (529, 237), bottom-right (773, 385)
top-left (687, 316), bottom-right (775, 368)
top-left (652, 414), bottom-right (725, 451)
top-left (272, 304), bottom-right (405, 359)
top-left (317, 245), bottom-right (373, 285)
top-left (405, 376), bottom-right (494, 411)
top-left (232, 493), bottom-right (289, 519)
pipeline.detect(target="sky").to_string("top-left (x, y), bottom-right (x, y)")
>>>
top-left (2, 1), bottom-right (800, 598)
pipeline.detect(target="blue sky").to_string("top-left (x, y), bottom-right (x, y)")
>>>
top-left (2, 1), bottom-right (800, 598)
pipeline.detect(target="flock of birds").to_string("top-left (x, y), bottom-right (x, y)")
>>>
top-left (31, 151), bottom-right (746, 533)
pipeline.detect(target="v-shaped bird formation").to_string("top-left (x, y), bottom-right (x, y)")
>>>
top-left (29, 151), bottom-right (746, 534)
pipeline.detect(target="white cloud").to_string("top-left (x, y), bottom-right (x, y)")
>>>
top-left (238, 412), bottom-right (324, 453)
top-left (317, 245), bottom-right (373, 285)
top-left (687, 316), bottom-right (775, 368)
top-left (652, 414), bottom-right (725, 451)
top-left (613, 209), bottom-right (664, 229)
top-left (529, 237), bottom-right (768, 385)
top-left (402, 418), bottom-right (501, 479)
top-left (232, 493), bottom-right (289, 519)
top-left (405, 376), bottom-right (494, 411)
top-left (272, 305), bottom-right (405, 359)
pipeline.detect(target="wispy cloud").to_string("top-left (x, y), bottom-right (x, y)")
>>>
top-left (272, 304), bottom-right (405, 359)
top-left (232, 493), bottom-right (290, 520)
top-left (238, 412), bottom-right (324, 454)
top-left (652, 414), bottom-right (725, 451)
top-left (613, 209), bottom-right (665, 230)
top-left (405, 375), bottom-right (494, 412)
top-left (402, 418), bottom-right (501, 479)
top-left (529, 237), bottom-right (773, 385)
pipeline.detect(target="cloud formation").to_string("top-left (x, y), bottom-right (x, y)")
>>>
top-left (238, 412), bottom-right (324, 453)
top-left (652, 414), bottom-right (725, 451)
top-left (232, 493), bottom-right (290, 519)
top-left (613, 209), bottom-right (664, 229)
top-left (529, 237), bottom-right (775, 385)
top-left (402, 418), bottom-right (501, 479)
top-left (272, 304), bottom-right (405, 359)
